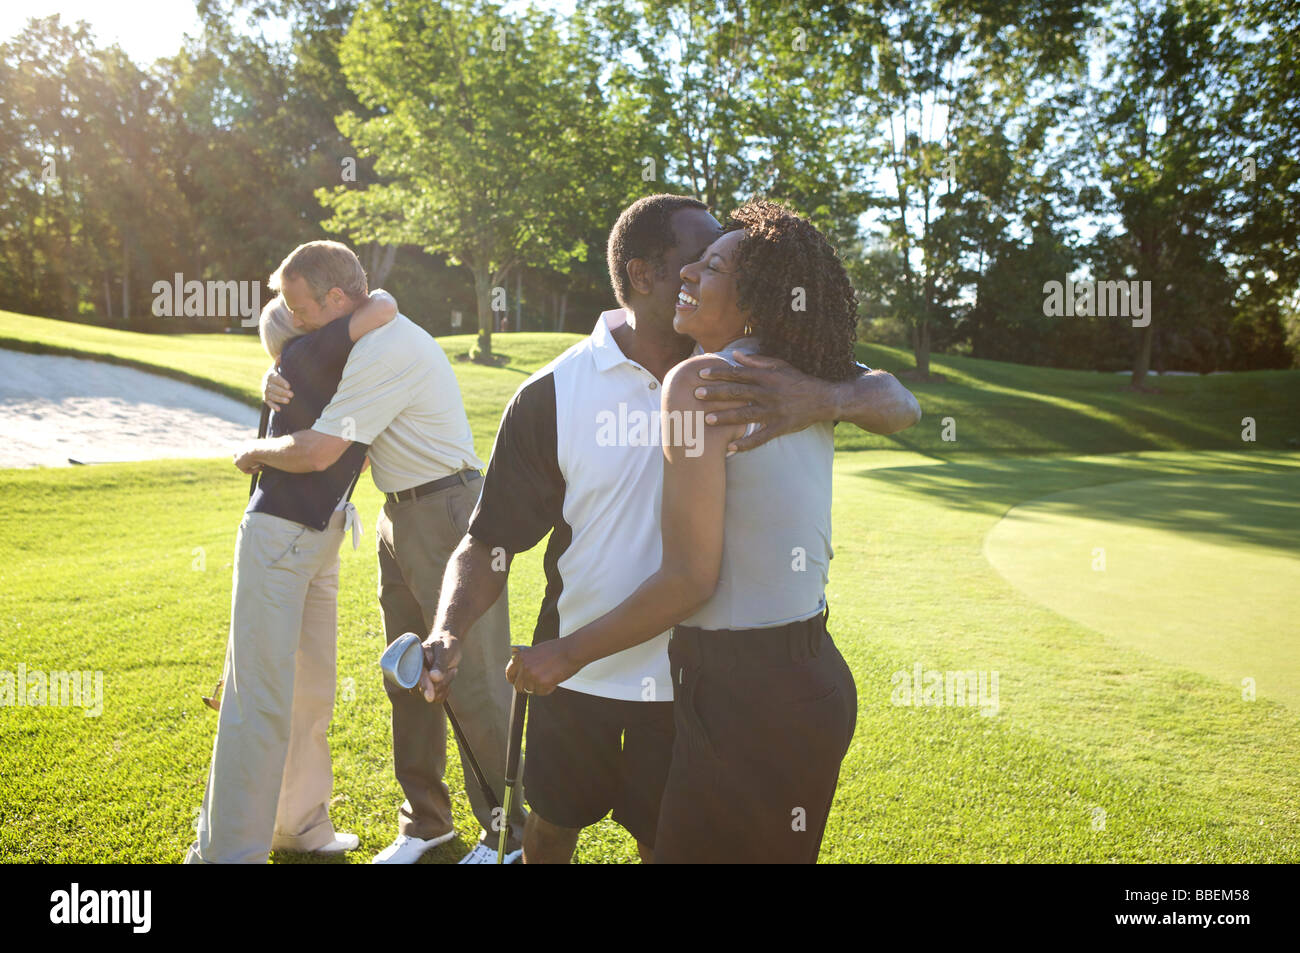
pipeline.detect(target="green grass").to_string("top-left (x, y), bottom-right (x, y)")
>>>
top-left (2, 313), bottom-right (1298, 863)
top-left (0, 311), bottom-right (276, 406)
top-left (844, 342), bottom-right (1300, 455)
top-left (6, 307), bottom-right (1298, 457)
top-left (984, 469), bottom-right (1300, 708)
top-left (826, 449), bottom-right (1300, 862)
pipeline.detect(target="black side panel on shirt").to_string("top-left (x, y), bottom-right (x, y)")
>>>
top-left (467, 371), bottom-right (570, 644)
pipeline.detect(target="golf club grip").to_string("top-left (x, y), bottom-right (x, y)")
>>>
top-left (249, 404), bottom-right (270, 499)
top-left (505, 690), bottom-right (527, 783)
top-left (445, 703), bottom-right (500, 813)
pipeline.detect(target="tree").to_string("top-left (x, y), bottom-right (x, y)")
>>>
top-left (1214, 0), bottom-right (1300, 370)
top-left (841, 0), bottom-right (1089, 378)
top-left (0, 16), bottom-right (191, 322)
top-left (170, 2), bottom-right (359, 311)
top-left (1086, 0), bottom-right (1242, 387)
top-left (318, 0), bottom-right (616, 359)
top-left (585, 0), bottom-right (867, 243)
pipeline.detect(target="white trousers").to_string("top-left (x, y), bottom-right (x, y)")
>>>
top-left (185, 508), bottom-right (349, 864)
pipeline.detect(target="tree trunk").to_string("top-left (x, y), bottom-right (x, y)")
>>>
top-left (912, 319), bottom-right (931, 378)
top-left (1130, 229), bottom-right (1158, 389)
top-left (1131, 319), bottom-right (1155, 388)
top-left (103, 274), bottom-right (113, 321)
top-left (473, 268), bottom-right (493, 358)
top-left (367, 243), bottom-right (398, 288)
top-left (121, 242), bottom-right (130, 324)
top-left (557, 291), bottom-right (567, 332)
top-left (60, 150), bottom-right (74, 319)
top-left (514, 270), bottom-right (522, 332)
top-left (1128, 29), bottom-right (1156, 392)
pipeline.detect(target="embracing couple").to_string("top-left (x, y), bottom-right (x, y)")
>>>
top-left (418, 194), bottom-right (921, 863)
top-left (186, 239), bottom-right (525, 864)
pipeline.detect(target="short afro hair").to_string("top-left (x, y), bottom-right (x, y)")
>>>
top-left (606, 193), bottom-right (710, 309)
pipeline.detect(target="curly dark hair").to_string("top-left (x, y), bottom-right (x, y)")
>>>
top-left (725, 199), bottom-right (859, 382)
top-left (607, 193), bottom-right (710, 309)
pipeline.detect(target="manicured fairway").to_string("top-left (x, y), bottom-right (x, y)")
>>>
top-left (3, 450), bottom-right (1298, 863)
top-left (2, 319), bottom-right (1298, 863)
top-left (985, 468), bottom-right (1300, 709)
top-left (825, 449), bottom-right (1300, 862)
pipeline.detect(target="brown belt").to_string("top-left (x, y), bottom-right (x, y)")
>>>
top-left (384, 468), bottom-right (481, 504)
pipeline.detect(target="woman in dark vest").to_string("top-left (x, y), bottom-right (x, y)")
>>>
top-left (186, 289), bottom-right (396, 864)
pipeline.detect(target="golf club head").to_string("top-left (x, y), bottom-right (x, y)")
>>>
top-left (380, 632), bottom-right (426, 692)
top-left (201, 678), bottom-right (223, 712)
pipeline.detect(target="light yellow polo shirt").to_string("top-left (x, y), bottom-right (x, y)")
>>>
top-left (311, 314), bottom-right (483, 493)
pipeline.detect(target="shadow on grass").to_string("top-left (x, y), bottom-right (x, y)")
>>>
top-left (272, 848), bottom-right (351, 865)
top-left (859, 341), bottom-right (1300, 456)
top-left (844, 451), bottom-right (1300, 553)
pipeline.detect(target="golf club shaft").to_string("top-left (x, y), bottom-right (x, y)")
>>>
top-left (445, 702), bottom-right (500, 813)
top-left (250, 404), bottom-right (270, 498)
top-left (498, 689), bottom-right (528, 864)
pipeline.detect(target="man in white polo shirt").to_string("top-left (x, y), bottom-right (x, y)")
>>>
top-left (252, 258), bottom-right (526, 865)
top-left (416, 194), bottom-right (921, 862)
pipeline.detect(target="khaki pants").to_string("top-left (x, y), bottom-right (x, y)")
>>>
top-left (377, 477), bottom-right (524, 849)
top-left (185, 509), bottom-right (347, 864)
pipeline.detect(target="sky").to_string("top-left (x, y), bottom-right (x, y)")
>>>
top-left (1, 1), bottom-right (575, 63)
top-left (1, 2), bottom-right (204, 63)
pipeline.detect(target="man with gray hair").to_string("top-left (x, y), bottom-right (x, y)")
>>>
top-left (252, 240), bottom-right (524, 864)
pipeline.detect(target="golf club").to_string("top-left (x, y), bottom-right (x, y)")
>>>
top-left (249, 404), bottom-right (269, 497)
top-left (202, 403), bottom-right (272, 712)
top-left (379, 632), bottom-right (506, 839)
top-left (498, 683), bottom-right (528, 864)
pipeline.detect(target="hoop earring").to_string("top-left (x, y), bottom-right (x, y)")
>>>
top-left (743, 323), bottom-right (753, 336)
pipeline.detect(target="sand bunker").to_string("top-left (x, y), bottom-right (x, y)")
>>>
top-left (0, 350), bottom-right (259, 468)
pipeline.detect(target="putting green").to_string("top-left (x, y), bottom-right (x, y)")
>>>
top-left (984, 469), bottom-right (1300, 709)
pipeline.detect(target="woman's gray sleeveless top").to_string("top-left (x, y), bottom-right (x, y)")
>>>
top-left (681, 337), bottom-right (834, 631)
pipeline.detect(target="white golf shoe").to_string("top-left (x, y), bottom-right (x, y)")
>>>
top-left (458, 842), bottom-right (522, 864)
top-left (311, 832), bottom-right (360, 855)
top-left (371, 830), bottom-right (457, 864)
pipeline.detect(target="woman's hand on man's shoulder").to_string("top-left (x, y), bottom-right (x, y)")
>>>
top-left (348, 289), bottom-right (398, 341)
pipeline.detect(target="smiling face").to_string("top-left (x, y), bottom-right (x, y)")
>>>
top-left (674, 228), bottom-right (749, 351)
top-left (632, 207), bottom-right (723, 330)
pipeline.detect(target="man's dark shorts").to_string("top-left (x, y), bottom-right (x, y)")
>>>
top-left (523, 685), bottom-right (674, 846)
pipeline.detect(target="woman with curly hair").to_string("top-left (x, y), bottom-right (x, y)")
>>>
top-left (508, 199), bottom-right (864, 863)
